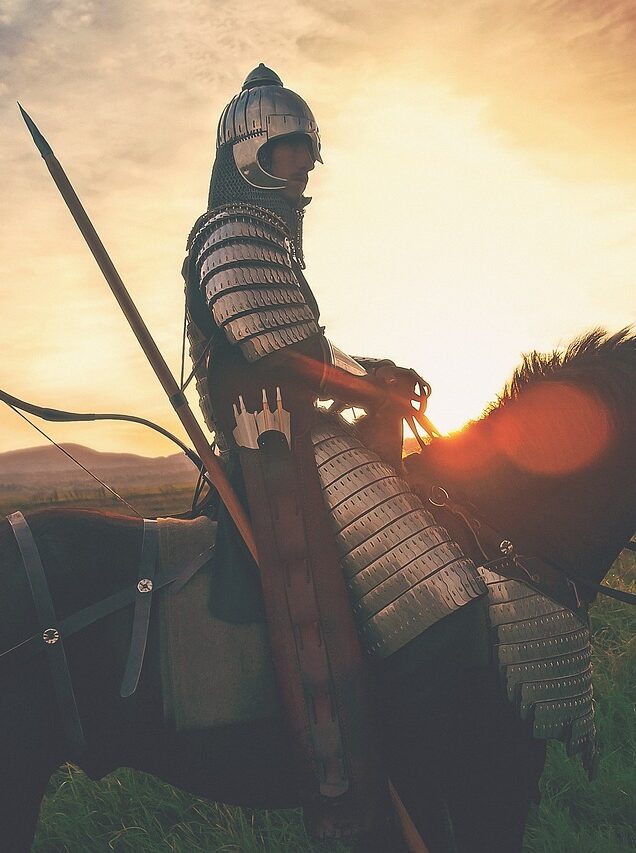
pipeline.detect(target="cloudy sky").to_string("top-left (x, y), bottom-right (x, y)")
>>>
top-left (1, 0), bottom-right (635, 457)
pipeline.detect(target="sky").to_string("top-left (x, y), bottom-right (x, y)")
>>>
top-left (1, 0), bottom-right (635, 457)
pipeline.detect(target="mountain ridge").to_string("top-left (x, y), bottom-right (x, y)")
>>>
top-left (0, 443), bottom-right (198, 487)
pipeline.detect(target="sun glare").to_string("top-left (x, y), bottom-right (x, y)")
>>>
top-left (493, 382), bottom-right (613, 475)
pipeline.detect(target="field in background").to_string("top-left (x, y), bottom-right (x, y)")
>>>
top-left (2, 471), bottom-right (632, 852)
top-left (0, 483), bottom-right (199, 519)
top-left (0, 442), bottom-right (201, 519)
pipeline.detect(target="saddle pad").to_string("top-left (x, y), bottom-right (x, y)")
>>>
top-left (157, 516), bottom-right (280, 730)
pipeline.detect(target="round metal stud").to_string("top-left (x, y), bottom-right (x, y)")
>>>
top-left (499, 539), bottom-right (514, 555)
top-left (137, 578), bottom-right (153, 593)
top-left (43, 627), bottom-right (60, 645)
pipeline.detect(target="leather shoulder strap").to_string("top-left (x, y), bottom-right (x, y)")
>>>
top-left (120, 518), bottom-right (160, 698)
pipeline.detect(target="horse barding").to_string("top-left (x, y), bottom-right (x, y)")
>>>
top-left (0, 329), bottom-right (634, 852)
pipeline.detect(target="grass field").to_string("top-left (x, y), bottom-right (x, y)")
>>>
top-left (8, 487), bottom-right (635, 852)
top-left (0, 483), bottom-right (201, 520)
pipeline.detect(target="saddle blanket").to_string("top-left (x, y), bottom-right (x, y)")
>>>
top-left (157, 516), bottom-right (279, 730)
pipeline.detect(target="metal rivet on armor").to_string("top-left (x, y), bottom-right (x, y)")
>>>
top-left (137, 578), bottom-right (153, 593)
top-left (43, 627), bottom-right (60, 645)
top-left (499, 539), bottom-right (514, 555)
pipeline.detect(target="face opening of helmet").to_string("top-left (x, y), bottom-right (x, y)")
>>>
top-left (258, 133), bottom-right (320, 204)
top-left (217, 66), bottom-right (322, 194)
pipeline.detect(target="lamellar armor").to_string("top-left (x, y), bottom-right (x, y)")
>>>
top-left (478, 567), bottom-right (598, 776)
top-left (183, 64), bottom-right (486, 840)
top-left (185, 64), bottom-right (486, 654)
top-left (196, 203), bottom-right (318, 361)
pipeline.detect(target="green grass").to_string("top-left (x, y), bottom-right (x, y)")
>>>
top-left (33, 768), bottom-right (331, 852)
top-left (522, 553), bottom-right (636, 853)
top-left (17, 490), bottom-right (634, 851)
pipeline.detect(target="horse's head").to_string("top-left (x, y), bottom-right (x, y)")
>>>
top-left (406, 329), bottom-right (636, 600)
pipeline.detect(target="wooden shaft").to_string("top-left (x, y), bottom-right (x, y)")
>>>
top-left (389, 781), bottom-right (430, 853)
top-left (42, 151), bottom-right (258, 562)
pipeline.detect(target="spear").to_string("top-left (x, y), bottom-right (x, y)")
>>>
top-left (18, 104), bottom-right (258, 563)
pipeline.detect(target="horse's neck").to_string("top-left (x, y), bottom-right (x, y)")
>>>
top-left (423, 431), bottom-right (635, 590)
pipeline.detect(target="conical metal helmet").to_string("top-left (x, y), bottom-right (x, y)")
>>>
top-left (216, 63), bottom-right (322, 190)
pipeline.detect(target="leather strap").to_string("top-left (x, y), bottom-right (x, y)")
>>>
top-left (240, 429), bottom-right (390, 841)
top-left (426, 487), bottom-right (582, 612)
top-left (170, 545), bottom-right (215, 595)
top-left (425, 484), bottom-right (636, 608)
top-left (120, 519), bottom-right (159, 697)
top-left (7, 511), bottom-right (85, 757)
top-left (240, 433), bottom-right (349, 800)
top-left (2, 529), bottom-right (214, 666)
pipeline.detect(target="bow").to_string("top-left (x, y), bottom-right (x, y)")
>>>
top-left (0, 386), bottom-right (206, 475)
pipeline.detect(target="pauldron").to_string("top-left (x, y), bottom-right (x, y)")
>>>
top-left (191, 203), bottom-right (320, 361)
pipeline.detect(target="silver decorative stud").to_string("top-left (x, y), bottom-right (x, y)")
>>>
top-left (499, 539), bottom-right (514, 555)
top-left (137, 578), bottom-right (153, 593)
top-left (43, 627), bottom-right (60, 645)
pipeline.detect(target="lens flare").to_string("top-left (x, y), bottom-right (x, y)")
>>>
top-left (493, 382), bottom-right (613, 476)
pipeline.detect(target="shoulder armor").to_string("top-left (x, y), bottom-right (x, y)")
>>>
top-left (191, 204), bottom-right (320, 361)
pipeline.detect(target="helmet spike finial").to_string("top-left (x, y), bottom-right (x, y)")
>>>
top-left (242, 63), bottom-right (283, 91)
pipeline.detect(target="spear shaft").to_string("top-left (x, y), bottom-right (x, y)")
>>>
top-left (18, 104), bottom-right (258, 562)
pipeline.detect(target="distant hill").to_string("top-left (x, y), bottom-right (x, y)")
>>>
top-left (0, 444), bottom-right (198, 489)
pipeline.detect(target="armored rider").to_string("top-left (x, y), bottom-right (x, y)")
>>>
top-left (183, 64), bottom-right (488, 848)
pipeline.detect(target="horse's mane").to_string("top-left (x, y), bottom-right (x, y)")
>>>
top-left (412, 328), bottom-right (636, 586)
top-left (489, 327), bottom-right (636, 416)
top-left (421, 327), bottom-right (636, 483)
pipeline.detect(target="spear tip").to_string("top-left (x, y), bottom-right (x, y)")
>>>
top-left (17, 102), bottom-right (54, 159)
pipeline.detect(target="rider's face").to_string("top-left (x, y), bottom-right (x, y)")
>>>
top-left (268, 135), bottom-right (316, 205)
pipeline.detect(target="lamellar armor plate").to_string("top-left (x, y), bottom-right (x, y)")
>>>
top-left (478, 566), bottom-right (598, 776)
top-left (312, 414), bottom-right (487, 658)
top-left (191, 203), bottom-right (320, 362)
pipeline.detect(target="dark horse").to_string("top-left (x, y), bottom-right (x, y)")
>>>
top-left (1, 330), bottom-right (634, 852)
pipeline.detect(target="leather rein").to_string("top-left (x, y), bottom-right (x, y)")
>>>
top-left (425, 484), bottom-right (636, 608)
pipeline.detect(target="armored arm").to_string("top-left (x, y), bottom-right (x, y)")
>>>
top-left (189, 203), bottom-right (431, 424)
top-left (192, 204), bottom-right (319, 359)
top-left (189, 203), bottom-right (387, 410)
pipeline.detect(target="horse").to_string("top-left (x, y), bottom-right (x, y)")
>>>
top-left (401, 327), bottom-right (636, 850)
top-left (1, 329), bottom-right (634, 853)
